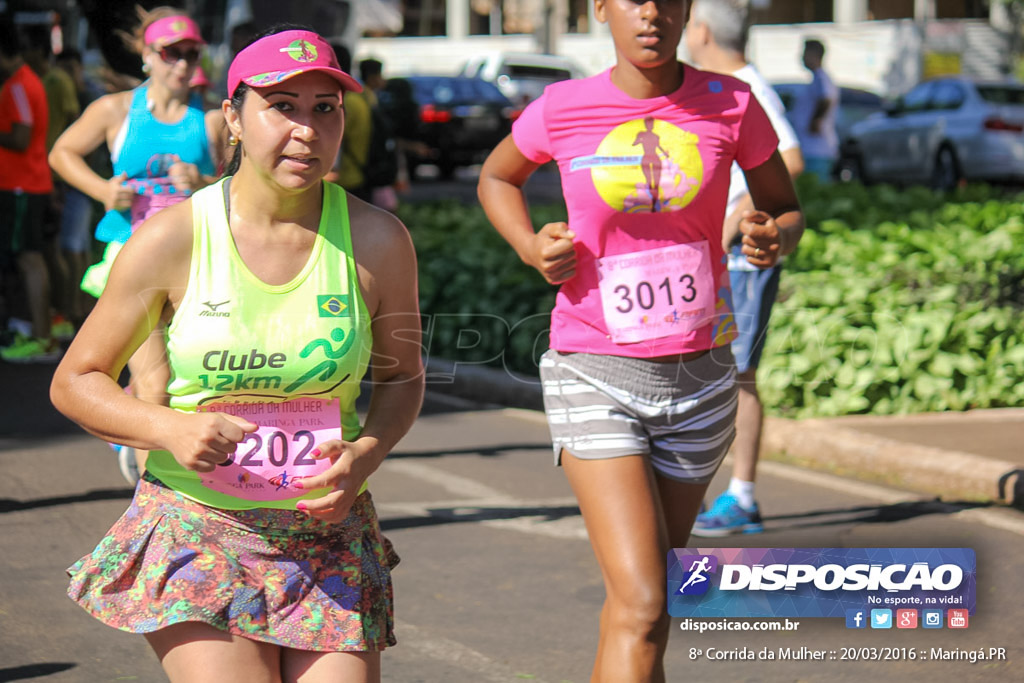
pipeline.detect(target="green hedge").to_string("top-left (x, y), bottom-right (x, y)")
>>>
top-left (398, 179), bottom-right (1024, 417)
top-left (762, 179), bottom-right (1024, 417)
top-left (400, 201), bottom-right (564, 375)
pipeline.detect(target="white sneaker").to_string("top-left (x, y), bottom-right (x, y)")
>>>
top-left (115, 444), bottom-right (140, 485)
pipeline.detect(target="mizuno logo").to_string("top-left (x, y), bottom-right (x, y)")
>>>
top-left (203, 300), bottom-right (230, 311)
top-left (200, 299), bottom-right (231, 318)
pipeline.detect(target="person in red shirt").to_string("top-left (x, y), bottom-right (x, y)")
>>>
top-left (0, 16), bottom-right (57, 362)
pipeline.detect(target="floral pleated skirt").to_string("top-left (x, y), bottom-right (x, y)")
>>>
top-left (67, 474), bottom-right (398, 651)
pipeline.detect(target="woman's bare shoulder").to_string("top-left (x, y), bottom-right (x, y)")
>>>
top-left (91, 90), bottom-right (133, 119)
top-left (347, 194), bottom-right (412, 260)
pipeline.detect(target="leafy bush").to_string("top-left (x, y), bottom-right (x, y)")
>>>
top-left (398, 180), bottom-right (1024, 417)
top-left (761, 179), bottom-right (1024, 417)
top-left (399, 201), bottom-right (564, 376)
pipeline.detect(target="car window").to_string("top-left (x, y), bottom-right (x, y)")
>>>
top-left (471, 79), bottom-right (513, 103)
top-left (839, 88), bottom-right (882, 108)
top-left (930, 82), bottom-right (965, 110)
top-left (976, 86), bottom-right (1024, 105)
top-left (772, 83), bottom-right (801, 111)
top-left (901, 82), bottom-right (935, 112)
top-left (404, 77), bottom-right (511, 106)
top-left (504, 64), bottom-right (572, 81)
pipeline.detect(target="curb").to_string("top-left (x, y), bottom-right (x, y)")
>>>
top-left (424, 358), bottom-right (543, 411)
top-left (421, 357), bottom-right (1021, 506)
top-left (762, 417), bottom-right (1022, 506)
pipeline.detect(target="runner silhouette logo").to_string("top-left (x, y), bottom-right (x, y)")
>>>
top-left (678, 554), bottom-right (718, 596)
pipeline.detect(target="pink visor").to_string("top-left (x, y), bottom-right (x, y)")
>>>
top-left (144, 15), bottom-right (205, 48)
top-left (227, 30), bottom-right (361, 97)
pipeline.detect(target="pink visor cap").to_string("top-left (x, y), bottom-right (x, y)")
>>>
top-left (144, 16), bottom-right (205, 48)
top-left (227, 30), bottom-right (362, 98)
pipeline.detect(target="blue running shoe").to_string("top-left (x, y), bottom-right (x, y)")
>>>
top-left (111, 443), bottom-right (140, 486)
top-left (692, 492), bottom-right (763, 537)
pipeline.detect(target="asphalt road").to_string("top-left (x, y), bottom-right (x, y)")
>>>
top-left (2, 358), bottom-right (1023, 682)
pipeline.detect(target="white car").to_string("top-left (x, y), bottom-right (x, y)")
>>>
top-left (459, 52), bottom-right (586, 104)
top-left (839, 78), bottom-right (1024, 189)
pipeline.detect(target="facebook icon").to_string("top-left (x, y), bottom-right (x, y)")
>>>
top-left (845, 609), bottom-right (867, 629)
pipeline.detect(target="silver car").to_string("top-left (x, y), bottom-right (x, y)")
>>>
top-left (839, 78), bottom-right (1024, 189)
top-left (459, 52), bottom-right (585, 105)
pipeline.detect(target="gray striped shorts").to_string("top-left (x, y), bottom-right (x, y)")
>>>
top-left (538, 346), bottom-right (738, 483)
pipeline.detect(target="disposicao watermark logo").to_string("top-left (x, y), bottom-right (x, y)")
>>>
top-left (667, 548), bottom-right (976, 619)
top-left (677, 555), bottom-right (718, 596)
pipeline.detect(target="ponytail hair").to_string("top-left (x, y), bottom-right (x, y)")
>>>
top-left (117, 5), bottom-right (188, 55)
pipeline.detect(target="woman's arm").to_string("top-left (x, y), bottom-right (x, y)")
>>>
top-left (738, 150), bottom-right (805, 268)
top-left (49, 93), bottom-right (132, 210)
top-left (50, 201), bottom-right (255, 471)
top-left (299, 203), bottom-right (425, 521)
top-left (478, 135), bottom-right (576, 284)
top-left (166, 109), bottom-right (227, 193)
top-left (205, 108), bottom-right (230, 177)
top-left (723, 146), bottom-right (804, 250)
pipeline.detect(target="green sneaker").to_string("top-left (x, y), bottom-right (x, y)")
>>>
top-left (0, 337), bottom-right (62, 363)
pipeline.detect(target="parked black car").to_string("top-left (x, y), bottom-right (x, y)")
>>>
top-left (381, 75), bottom-right (517, 179)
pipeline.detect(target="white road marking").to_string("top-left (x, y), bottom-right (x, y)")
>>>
top-left (389, 410), bottom-right (1024, 539)
top-left (384, 459), bottom-right (511, 501)
top-left (376, 497), bottom-right (587, 541)
top-left (953, 507), bottom-right (1024, 537)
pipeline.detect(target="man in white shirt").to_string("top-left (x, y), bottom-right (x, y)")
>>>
top-left (791, 38), bottom-right (839, 183)
top-left (685, 0), bottom-right (804, 536)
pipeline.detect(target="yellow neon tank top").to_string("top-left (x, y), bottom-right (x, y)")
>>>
top-left (146, 178), bottom-right (372, 509)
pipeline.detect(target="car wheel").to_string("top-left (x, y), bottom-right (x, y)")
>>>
top-left (930, 146), bottom-right (960, 191)
top-left (836, 153), bottom-right (867, 184)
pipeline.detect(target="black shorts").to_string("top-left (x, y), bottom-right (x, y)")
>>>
top-left (0, 190), bottom-right (50, 265)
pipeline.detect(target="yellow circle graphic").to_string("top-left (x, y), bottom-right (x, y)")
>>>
top-left (590, 118), bottom-right (702, 213)
top-left (285, 40), bottom-right (319, 63)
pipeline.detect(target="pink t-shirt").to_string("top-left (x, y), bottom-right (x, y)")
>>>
top-left (512, 66), bottom-right (778, 358)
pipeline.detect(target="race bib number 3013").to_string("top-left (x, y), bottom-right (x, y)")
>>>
top-left (196, 397), bottom-right (339, 501)
top-left (596, 241), bottom-right (715, 344)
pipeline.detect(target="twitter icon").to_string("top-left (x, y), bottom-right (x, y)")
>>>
top-left (870, 609), bottom-right (892, 629)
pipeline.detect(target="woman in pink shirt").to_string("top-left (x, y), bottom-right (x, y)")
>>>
top-left (478, 1), bottom-right (803, 680)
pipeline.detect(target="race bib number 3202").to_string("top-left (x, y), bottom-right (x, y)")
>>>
top-left (196, 397), bottom-right (339, 501)
top-left (596, 241), bottom-right (715, 344)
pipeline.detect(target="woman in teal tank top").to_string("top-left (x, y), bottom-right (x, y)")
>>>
top-left (50, 6), bottom-right (225, 484)
top-left (51, 26), bottom-right (424, 682)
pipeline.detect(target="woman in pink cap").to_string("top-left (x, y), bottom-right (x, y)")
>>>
top-left (51, 24), bottom-right (423, 682)
top-left (50, 6), bottom-right (224, 484)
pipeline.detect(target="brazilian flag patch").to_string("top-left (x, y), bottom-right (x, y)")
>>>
top-left (317, 294), bottom-right (351, 318)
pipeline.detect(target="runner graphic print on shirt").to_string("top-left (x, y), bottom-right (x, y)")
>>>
top-left (570, 117), bottom-right (703, 214)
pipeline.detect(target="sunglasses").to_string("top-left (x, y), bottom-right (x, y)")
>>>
top-left (157, 45), bottom-right (202, 66)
